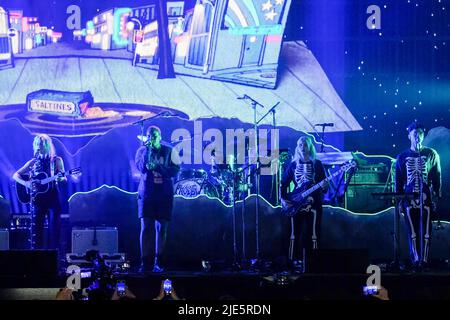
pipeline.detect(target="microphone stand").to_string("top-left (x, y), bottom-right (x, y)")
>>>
top-left (251, 98), bottom-right (261, 266)
top-left (239, 147), bottom-right (250, 267)
top-left (241, 169), bottom-right (247, 263)
top-left (237, 95), bottom-right (266, 268)
top-left (231, 161), bottom-right (239, 269)
top-left (29, 190), bottom-right (36, 250)
top-left (257, 102), bottom-right (281, 205)
top-left (133, 118), bottom-right (150, 147)
top-left (229, 156), bottom-right (251, 270)
top-left (434, 186), bottom-right (443, 230)
top-left (251, 100), bottom-right (280, 267)
top-left (418, 148), bottom-right (424, 267)
top-left (235, 163), bottom-right (254, 270)
top-left (28, 158), bottom-right (41, 250)
top-left (372, 192), bottom-right (413, 272)
top-left (393, 196), bottom-right (401, 271)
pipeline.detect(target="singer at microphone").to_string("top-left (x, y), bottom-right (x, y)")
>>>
top-left (134, 126), bottom-right (180, 273)
top-left (12, 134), bottom-right (66, 250)
top-left (395, 121), bottom-right (442, 269)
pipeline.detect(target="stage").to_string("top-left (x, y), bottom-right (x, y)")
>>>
top-left (2, 268), bottom-right (450, 300)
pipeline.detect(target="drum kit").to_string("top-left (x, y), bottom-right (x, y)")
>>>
top-left (137, 132), bottom-right (254, 204)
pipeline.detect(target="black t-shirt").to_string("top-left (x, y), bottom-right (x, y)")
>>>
top-left (31, 156), bottom-right (60, 208)
top-left (136, 144), bottom-right (180, 194)
top-left (135, 144), bottom-right (180, 219)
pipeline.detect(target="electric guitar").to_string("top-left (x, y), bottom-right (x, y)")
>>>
top-left (16, 167), bottom-right (82, 204)
top-left (282, 160), bottom-right (357, 217)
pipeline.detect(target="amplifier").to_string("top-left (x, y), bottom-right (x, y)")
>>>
top-left (0, 197), bottom-right (10, 228)
top-left (71, 227), bottom-right (118, 255)
top-left (304, 249), bottom-right (369, 274)
top-left (0, 228), bottom-right (9, 250)
top-left (348, 164), bottom-right (389, 185)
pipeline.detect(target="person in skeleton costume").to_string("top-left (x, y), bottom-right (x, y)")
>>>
top-left (281, 136), bottom-right (327, 264)
top-left (395, 122), bottom-right (441, 268)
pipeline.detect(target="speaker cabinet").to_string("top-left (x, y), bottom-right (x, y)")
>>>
top-left (0, 250), bottom-right (57, 276)
top-left (345, 185), bottom-right (392, 213)
top-left (0, 229), bottom-right (9, 250)
top-left (304, 249), bottom-right (369, 274)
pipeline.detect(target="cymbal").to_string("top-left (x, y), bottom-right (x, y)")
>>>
top-left (138, 135), bottom-right (197, 145)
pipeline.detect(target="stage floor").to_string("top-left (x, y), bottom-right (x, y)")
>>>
top-left (2, 269), bottom-right (450, 300)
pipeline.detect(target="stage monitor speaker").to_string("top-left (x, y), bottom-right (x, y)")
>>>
top-left (303, 249), bottom-right (369, 274)
top-left (345, 185), bottom-right (392, 213)
top-left (0, 229), bottom-right (9, 250)
top-left (71, 227), bottom-right (118, 255)
top-left (0, 250), bottom-right (57, 276)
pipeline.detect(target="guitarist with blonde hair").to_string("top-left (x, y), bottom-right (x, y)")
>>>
top-left (13, 134), bottom-right (66, 250)
top-left (281, 136), bottom-right (327, 269)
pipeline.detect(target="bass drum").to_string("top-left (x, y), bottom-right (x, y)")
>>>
top-left (174, 179), bottom-right (220, 199)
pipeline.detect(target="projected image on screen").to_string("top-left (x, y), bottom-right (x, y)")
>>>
top-left (0, 0), bottom-right (361, 141)
top-left (165, 0), bottom-right (291, 88)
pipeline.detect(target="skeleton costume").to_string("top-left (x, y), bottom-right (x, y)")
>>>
top-left (281, 159), bottom-right (326, 260)
top-left (395, 147), bottom-right (441, 265)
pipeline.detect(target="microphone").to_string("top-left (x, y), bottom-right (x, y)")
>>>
top-left (315, 123), bottom-right (334, 127)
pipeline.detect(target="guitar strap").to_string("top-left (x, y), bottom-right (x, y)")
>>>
top-left (50, 156), bottom-right (56, 177)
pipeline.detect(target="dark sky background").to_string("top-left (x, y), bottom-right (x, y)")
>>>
top-left (284, 0), bottom-right (450, 156)
top-left (1, 0), bottom-right (449, 156)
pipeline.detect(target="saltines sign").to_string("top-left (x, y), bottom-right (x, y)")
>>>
top-left (27, 89), bottom-right (94, 117)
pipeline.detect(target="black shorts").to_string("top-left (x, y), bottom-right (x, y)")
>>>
top-left (138, 188), bottom-right (174, 221)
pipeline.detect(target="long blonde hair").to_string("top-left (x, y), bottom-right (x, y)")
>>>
top-left (33, 134), bottom-right (56, 158)
top-left (293, 136), bottom-right (316, 164)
